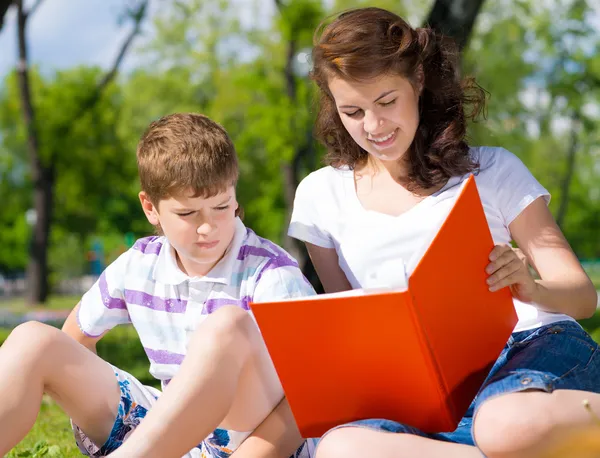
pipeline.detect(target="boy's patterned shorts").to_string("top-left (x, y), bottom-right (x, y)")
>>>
top-left (72, 365), bottom-right (316, 458)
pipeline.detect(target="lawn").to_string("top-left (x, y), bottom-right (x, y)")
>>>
top-left (0, 324), bottom-right (155, 457)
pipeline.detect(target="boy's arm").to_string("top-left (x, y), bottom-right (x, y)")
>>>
top-left (62, 302), bottom-right (106, 354)
top-left (231, 397), bottom-right (304, 458)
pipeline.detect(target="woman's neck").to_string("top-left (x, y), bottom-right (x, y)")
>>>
top-left (359, 155), bottom-right (410, 186)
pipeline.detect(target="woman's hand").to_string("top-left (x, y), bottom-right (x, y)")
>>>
top-left (486, 245), bottom-right (538, 303)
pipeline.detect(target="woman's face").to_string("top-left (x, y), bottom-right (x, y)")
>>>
top-left (328, 73), bottom-right (421, 163)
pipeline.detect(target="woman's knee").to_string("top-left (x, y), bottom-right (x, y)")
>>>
top-left (316, 428), bottom-right (363, 458)
top-left (474, 393), bottom-right (553, 456)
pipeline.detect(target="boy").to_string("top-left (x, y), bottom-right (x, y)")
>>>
top-left (0, 113), bottom-right (316, 457)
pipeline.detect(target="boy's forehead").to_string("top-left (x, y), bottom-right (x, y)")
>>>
top-left (162, 187), bottom-right (235, 207)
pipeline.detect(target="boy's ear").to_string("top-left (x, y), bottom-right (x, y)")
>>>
top-left (139, 191), bottom-right (160, 226)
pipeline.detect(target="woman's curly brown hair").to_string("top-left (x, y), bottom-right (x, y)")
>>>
top-left (311, 7), bottom-right (487, 190)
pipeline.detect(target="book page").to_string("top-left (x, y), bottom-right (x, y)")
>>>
top-left (271, 285), bottom-right (407, 302)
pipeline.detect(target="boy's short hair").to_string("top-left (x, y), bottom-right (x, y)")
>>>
top-left (136, 113), bottom-right (239, 205)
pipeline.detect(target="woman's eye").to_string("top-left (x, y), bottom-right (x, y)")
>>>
top-left (344, 110), bottom-right (362, 118)
top-left (380, 99), bottom-right (396, 107)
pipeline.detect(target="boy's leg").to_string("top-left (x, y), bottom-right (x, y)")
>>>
top-left (110, 306), bottom-right (284, 458)
top-left (0, 321), bottom-right (121, 455)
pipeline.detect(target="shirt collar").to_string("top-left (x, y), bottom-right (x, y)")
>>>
top-left (152, 218), bottom-right (247, 286)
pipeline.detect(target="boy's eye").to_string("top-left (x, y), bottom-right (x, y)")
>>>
top-left (380, 99), bottom-right (396, 107)
top-left (176, 211), bottom-right (194, 217)
top-left (214, 205), bottom-right (230, 211)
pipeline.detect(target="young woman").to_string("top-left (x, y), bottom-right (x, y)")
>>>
top-left (289, 7), bottom-right (600, 458)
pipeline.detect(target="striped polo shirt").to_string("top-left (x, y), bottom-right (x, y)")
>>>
top-left (77, 217), bottom-right (315, 387)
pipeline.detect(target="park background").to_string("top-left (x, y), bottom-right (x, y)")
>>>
top-left (0, 0), bottom-right (599, 456)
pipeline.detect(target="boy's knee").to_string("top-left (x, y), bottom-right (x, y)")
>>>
top-left (190, 306), bottom-right (256, 348)
top-left (5, 321), bottom-right (62, 357)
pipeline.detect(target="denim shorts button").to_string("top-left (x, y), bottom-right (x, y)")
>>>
top-left (521, 377), bottom-right (533, 385)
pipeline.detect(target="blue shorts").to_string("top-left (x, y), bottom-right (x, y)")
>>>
top-left (319, 321), bottom-right (600, 447)
top-left (73, 366), bottom-right (316, 457)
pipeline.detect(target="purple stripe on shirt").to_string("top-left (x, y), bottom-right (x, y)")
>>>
top-left (255, 256), bottom-right (299, 284)
top-left (255, 232), bottom-right (295, 259)
top-left (132, 236), bottom-right (163, 256)
top-left (144, 347), bottom-right (185, 365)
top-left (237, 245), bottom-right (273, 260)
top-left (203, 296), bottom-right (252, 314)
top-left (124, 290), bottom-right (187, 313)
top-left (99, 272), bottom-right (127, 310)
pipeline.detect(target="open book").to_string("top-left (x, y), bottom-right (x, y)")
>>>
top-left (250, 175), bottom-right (518, 438)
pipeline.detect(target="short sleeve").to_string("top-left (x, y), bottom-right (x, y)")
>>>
top-left (288, 171), bottom-right (335, 248)
top-left (252, 263), bottom-right (316, 304)
top-left (77, 250), bottom-right (132, 337)
top-left (492, 148), bottom-right (551, 226)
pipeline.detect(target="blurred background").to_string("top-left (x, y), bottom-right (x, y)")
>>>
top-left (0, 0), bottom-right (599, 455)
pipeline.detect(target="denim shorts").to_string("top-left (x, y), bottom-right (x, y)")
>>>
top-left (72, 365), bottom-right (316, 458)
top-left (318, 320), bottom-right (600, 447)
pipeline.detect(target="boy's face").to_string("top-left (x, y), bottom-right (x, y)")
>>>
top-left (139, 186), bottom-right (238, 278)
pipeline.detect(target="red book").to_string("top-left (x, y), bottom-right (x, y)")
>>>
top-left (251, 175), bottom-right (517, 438)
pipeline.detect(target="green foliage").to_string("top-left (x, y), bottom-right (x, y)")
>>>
top-left (0, 0), bottom-right (599, 285)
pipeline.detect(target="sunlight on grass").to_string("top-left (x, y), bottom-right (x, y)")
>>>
top-left (0, 295), bottom-right (80, 314)
top-left (5, 397), bottom-right (81, 457)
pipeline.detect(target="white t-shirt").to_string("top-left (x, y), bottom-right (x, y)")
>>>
top-left (288, 146), bottom-right (575, 332)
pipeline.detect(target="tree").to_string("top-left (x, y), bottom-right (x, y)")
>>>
top-left (0, 0), bottom-right (11, 31)
top-left (10, 0), bottom-right (149, 304)
top-left (424, 0), bottom-right (486, 50)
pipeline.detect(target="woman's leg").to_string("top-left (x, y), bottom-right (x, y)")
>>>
top-left (474, 389), bottom-right (600, 458)
top-left (0, 321), bottom-right (121, 455)
top-left (109, 306), bottom-right (284, 458)
top-left (315, 427), bottom-right (482, 458)
top-left (473, 321), bottom-right (600, 458)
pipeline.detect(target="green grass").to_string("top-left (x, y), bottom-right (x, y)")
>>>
top-left (0, 295), bottom-right (80, 314)
top-left (590, 272), bottom-right (600, 289)
top-left (5, 398), bottom-right (81, 457)
top-left (0, 325), bottom-right (155, 457)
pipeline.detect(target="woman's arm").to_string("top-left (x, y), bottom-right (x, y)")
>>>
top-left (506, 197), bottom-right (597, 319)
top-left (305, 242), bottom-right (353, 294)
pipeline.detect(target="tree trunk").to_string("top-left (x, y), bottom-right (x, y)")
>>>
top-left (275, 2), bottom-right (322, 292)
top-left (16, 0), bottom-right (53, 304)
top-left (0, 0), bottom-right (12, 31)
top-left (14, 0), bottom-right (148, 304)
top-left (424, 0), bottom-right (487, 50)
top-left (556, 111), bottom-right (581, 229)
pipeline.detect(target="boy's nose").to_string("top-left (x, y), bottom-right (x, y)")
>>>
top-left (196, 222), bottom-right (214, 235)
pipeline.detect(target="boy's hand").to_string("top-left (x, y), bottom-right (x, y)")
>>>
top-left (486, 245), bottom-right (538, 303)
